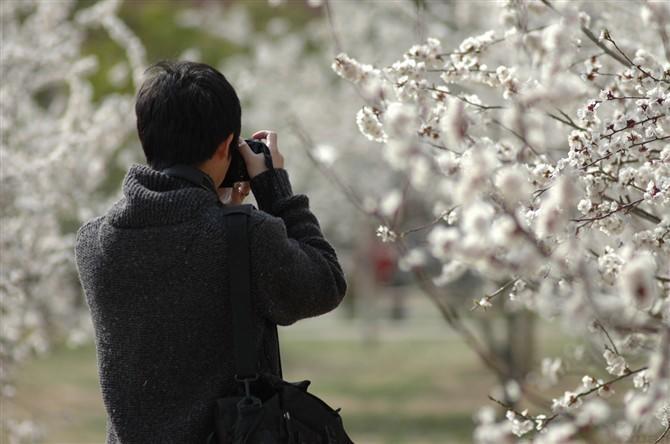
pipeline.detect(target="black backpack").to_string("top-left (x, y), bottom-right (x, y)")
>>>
top-left (207, 204), bottom-right (354, 444)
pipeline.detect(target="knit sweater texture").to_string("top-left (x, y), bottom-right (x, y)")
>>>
top-left (74, 163), bottom-right (347, 443)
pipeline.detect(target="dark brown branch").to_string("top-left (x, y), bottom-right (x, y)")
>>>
top-left (578, 367), bottom-right (647, 400)
top-left (603, 195), bottom-right (661, 224)
top-left (600, 115), bottom-right (666, 140)
top-left (540, 0), bottom-right (631, 67)
top-left (582, 27), bottom-right (631, 68)
top-left (546, 112), bottom-right (586, 131)
top-left (581, 148), bottom-right (626, 170)
top-left (540, 366), bottom-right (649, 429)
top-left (420, 139), bottom-right (458, 153)
top-left (488, 395), bottom-right (537, 421)
top-left (571, 198), bottom-right (644, 224)
top-left (654, 423), bottom-right (670, 444)
top-left (581, 133), bottom-right (669, 171)
top-left (594, 320), bottom-right (619, 355)
top-left (629, 134), bottom-right (670, 147)
top-left (603, 32), bottom-right (667, 83)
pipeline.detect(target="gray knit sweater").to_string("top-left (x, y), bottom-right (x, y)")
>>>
top-left (74, 163), bottom-right (347, 443)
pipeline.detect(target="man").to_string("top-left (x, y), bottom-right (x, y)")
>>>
top-left (74, 61), bottom-right (347, 443)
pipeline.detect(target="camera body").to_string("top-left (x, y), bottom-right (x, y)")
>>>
top-left (220, 139), bottom-right (273, 188)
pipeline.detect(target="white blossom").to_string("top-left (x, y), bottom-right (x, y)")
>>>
top-left (355, 106), bottom-right (386, 143)
top-left (332, 53), bottom-right (376, 84)
top-left (375, 225), bottom-right (397, 243)
top-left (551, 390), bottom-right (583, 412)
top-left (603, 349), bottom-right (628, 376)
top-left (505, 410), bottom-right (534, 437)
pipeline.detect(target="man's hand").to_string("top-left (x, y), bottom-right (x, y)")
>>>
top-left (237, 130), bottom-right (285, 179)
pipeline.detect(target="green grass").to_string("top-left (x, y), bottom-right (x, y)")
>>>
top-left (6, 338), bottom-right (488, 444)
top-left (4, 295), bottom-right (589, 443)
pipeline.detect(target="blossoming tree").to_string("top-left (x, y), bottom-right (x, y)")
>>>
top-left (0, 0), bottom-right (144, 440)
top-left (329, 0), bottom-right (669, 442)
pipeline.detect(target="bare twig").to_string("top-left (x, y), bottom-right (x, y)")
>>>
top-left (322, 0), bottom-right (342, 55)
top-left (420, 139), bottom-right (458, 153)
top-left (655, 423), bottom-right (670, 444)
top-left (600, 115), bottom-right (666, 140)
top-left (423, 85), bottom-right (506, 110)
top-left (576, 367), bottom-right (647, 400)
top-left (471, 278), bottom-right (518, 311)
top-left (602, 32), bottom-right (667, 83)
top-left (581, 26), bottom-right (631, 68)
top-left (506, 366), bottom-right (650, 431)
top-left (488, 118), bottom-right (540, 156)
top-left (571, 198), bottom-right (644, 224)
top-left (399, 208), bottom-right (457, 238)
top-left (580, 134), bottom-right (669, 171)
top-left (539, 0), bottom-right (631, 67)
top-left (602, 195), bottom-right (661, 224)
top-left (546, 112), bottom-right (586, 131)
top-left (594, 320), bottom-right (619, 355)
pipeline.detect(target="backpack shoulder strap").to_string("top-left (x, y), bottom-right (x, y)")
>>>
top-left (221, 204), bottom-right (284, 380)
top-left (222, 204), bottom-right (257, 379)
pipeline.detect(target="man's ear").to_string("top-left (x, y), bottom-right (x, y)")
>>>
top-left (216, 133), bottom-right (235, 160)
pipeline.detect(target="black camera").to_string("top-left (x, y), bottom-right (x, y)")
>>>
top-left (220, 139), bottom-right (273, 188)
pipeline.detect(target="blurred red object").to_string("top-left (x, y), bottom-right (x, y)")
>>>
top-left (370, 241), bottom-right (398, 285)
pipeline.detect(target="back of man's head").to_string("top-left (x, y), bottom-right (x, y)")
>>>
top-left (135, 60), bottom-right (241, 171)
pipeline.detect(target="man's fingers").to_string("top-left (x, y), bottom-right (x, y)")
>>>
top-left (266, 132), bottom-right (277, 151)
top-left (251, 130), bottom-right (277, 150)
top-left (251, 130), bottom-right (269, 140)
top-left (237, 138), bottom-right (258, 161)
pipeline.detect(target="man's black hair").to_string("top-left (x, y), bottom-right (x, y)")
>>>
top-left (135, 60), bottom-right (241, 170)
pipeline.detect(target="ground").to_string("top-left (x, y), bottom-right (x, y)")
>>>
top-left (7, 292), bottom-right (572, 444)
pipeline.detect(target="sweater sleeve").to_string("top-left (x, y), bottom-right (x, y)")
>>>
top-left (248, 168), bottom-right (347, 326)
